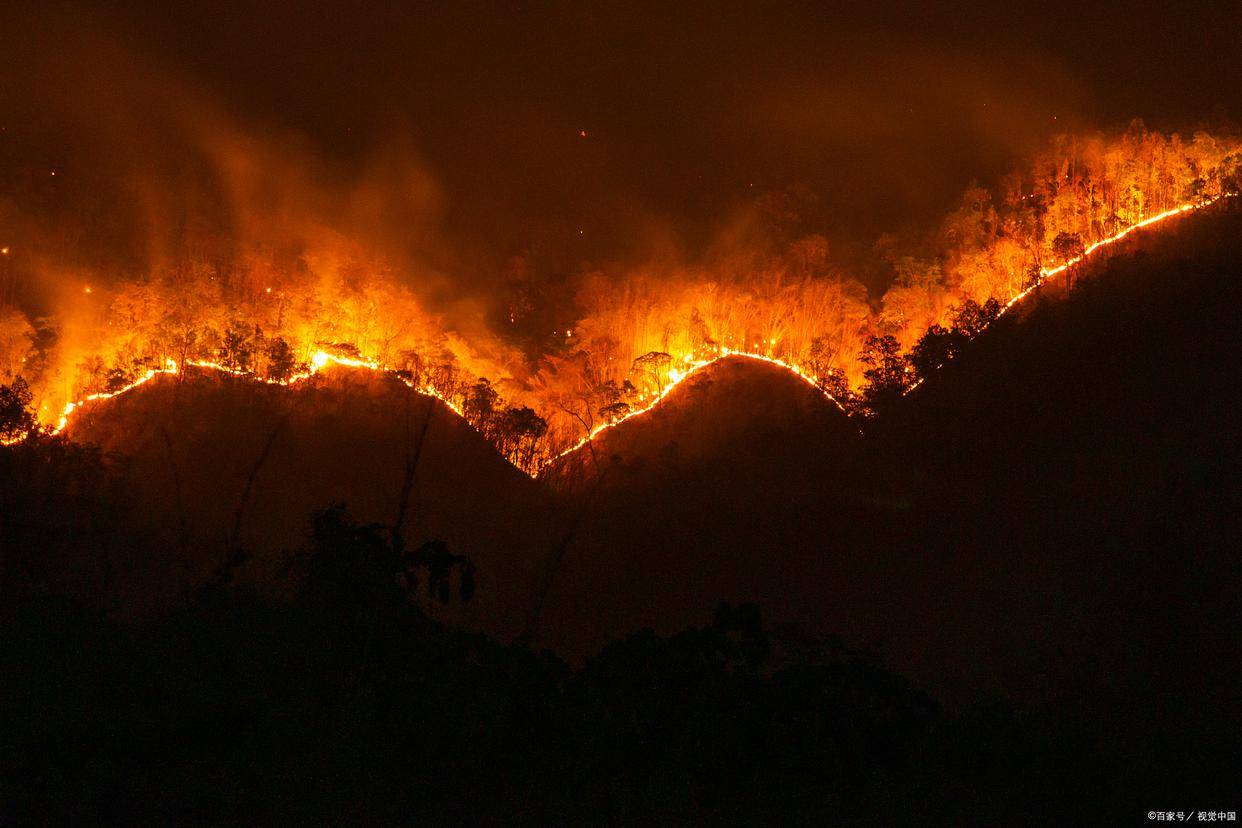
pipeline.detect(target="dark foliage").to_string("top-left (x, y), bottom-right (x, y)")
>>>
top-left (907, 324), bottom-right (965, 379)
top-left (0, 376), bottom-right (36, 442)
top-left (859, 334), bottom-right (912, 416)
top-left (4, 549), bottom-right (1238, 823)
top-left (264, 337), bottom-right (301, 382)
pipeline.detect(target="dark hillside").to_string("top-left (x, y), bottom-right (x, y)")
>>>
top-left (10, 208), bottom-right (1241, 715)
top-left (66, 366), bottom-right (553, 634)
top-left (544, 354), bottom-right (860, 488)
top-left (536, 355), bottom-right (872, 659)
top-left (869, 203), bottom-right (1242, 710)
top-left (4, 209), bottom-right (1241, 823)
top-left (533, 206), bottom-right (1242, 717)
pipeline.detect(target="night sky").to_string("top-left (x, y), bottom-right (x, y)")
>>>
top-left (5, 1), bottom-right (1240, 289)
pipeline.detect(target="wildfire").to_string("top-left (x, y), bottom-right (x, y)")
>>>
top-left (48, 359), bottom-right (180, 436)
top-left (902, 194), bottom-right (1232, 397)
top-left (549, 194), bottom-right (1233, 465)
top-left (542, 348), bottom-right (854, 472)
top-left (1003, 198), bottom-right (1224, 315)
top-left (0, 350), bottom-right (464, 447)
top-left (2, 191), bottom-right (1234, 473)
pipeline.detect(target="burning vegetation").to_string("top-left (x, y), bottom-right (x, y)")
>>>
top-left (2, 125), bottom-right (1240, 471)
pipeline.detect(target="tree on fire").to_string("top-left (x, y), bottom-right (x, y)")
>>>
top-left (632, 351), bottom-right (673, 395)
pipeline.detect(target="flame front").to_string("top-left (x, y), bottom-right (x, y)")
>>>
top-left (8, 190), bottom-right (1226, 466)
top-left (2, 127), bottom-right (1240, 473)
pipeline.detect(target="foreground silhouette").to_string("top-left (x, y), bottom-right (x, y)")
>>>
top-left (3, 505), bottom-right (1240, 823)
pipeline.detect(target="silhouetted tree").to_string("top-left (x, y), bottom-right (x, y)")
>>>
top-left (497, 405), bottom-right (548, 471)
top-left (950, 298), bottom-right (1001, 338)
top-left (322, 341), bottom-right (363, 360)
top-left (463, 378), bottom-right (500, 435)
top-left (818, 367), bottom-right (861, 415)
top-left (597, 400), bottom-right (631, 424)
top-left (219, 322), bottom-right (256, 372)
top-left (808, 335), bottom-right (840, 382)
top-left (264, 337), bottom-right (300, 382)
top-left (104, 367), bottom-right (134, 392)
top-left (0, 376), bottom-right (36, 443)
top-left (908, 324), bottom-right (965, 380)
top-left (407, 539), bottom-right (476, 603)
top-left (1052, 231), bottom-right (1086, 289)
top-left (859, 334), bottom-right (911, 415)
top-left (303, 504), bottom-right (475, 615)
top-left (1052, 231), bottom-right (1086, 265)
top-left (1022, 262), bottom-right (1043, 290)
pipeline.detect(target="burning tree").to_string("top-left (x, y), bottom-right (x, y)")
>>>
top-left (631, 351), bottom-right (673, 396)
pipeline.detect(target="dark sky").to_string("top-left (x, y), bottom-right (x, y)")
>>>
top-left (6, 0), bottom-right (1241, 291)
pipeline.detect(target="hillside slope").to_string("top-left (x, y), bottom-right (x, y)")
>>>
top-left (534, 355), bottom-right (871, 658)
top-left (866, 203), bottom-right (1242, 710)
top-left (535, 205), bottom-right (1242, 716)
top-left (544, 354), bottom-right (859, 485)
top-left (24, 206), bottom-right (1242, 716)
top-left (68, 366), bottom-right (554, 633)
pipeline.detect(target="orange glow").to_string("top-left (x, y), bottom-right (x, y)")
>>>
top-left (903, 194), bottom-right (1233, 398)
top-left (1, 348), bottom-right (468, 448)
top-left (542, 348), bottom-right (855, 473)
top-left (3, 128), bottom-right (1238, 474)
top-left (2, 195), bottom-right (1231, 467)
